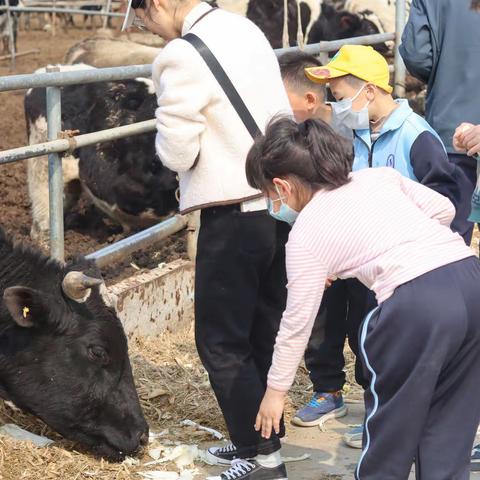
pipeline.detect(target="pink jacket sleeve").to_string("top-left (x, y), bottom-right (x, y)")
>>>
top-left (267, 238), bottom-right (328, 392)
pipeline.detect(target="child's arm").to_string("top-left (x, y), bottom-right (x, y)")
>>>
top-left (267, 240), bottom-right (328, 393)
top-left (400, 173), bottom-right (456, 227)
top-left (399, 0), bottom-right (433, 83)
top-left (410, 131), bottom-right (459, 205)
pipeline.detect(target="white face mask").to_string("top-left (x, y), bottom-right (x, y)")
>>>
top-left (331, 85), bottom-right (370, 131)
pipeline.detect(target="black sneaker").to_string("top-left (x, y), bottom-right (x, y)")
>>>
top-left (207, 459), bottom-right (288, 480)
top-left (471, 444), bottom-right (480, 471)
top-left (206, 442), bottom-right (239, 465)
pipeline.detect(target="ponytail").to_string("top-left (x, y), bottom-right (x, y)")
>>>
top-left (246, 116), bottom-right (352, 193)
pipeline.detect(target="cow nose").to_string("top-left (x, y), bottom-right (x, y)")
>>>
top-left (139, 430), bottom-right (149, 447)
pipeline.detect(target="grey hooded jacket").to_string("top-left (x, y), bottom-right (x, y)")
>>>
top-left (400, 0), bottom-right (480, 153)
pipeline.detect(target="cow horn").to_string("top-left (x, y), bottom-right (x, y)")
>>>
top-left (62, 271), bottom-right (103, 303)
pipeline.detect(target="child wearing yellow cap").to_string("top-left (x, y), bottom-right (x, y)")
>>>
top-left (305, 44), bottom-right (469, 242)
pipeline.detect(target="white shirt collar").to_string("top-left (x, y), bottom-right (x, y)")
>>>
top-left (182, 2), bottom-right (213, 36)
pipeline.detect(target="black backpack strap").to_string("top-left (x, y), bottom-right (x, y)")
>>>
top-left (183, 32), bottom-right (261, 139)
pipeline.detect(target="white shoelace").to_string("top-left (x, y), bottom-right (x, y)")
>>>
top-left (217, 442), bottom-right (236, 455)
top-left (222, 459), bottom-right (256, 479)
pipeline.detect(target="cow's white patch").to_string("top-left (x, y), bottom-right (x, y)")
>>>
top-left (344, 0), bottom-right (411, 36)
top-left (29, 116), bottom-right (47, 145)
top-left (301, 0), bottom-right (322, 42)
top-left (135, 77), bottom-right (156, 95)
top-left (27, 116), bottom-right (80, 242)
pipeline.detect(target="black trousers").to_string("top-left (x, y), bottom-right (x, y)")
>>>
top-left (356, 257), bottom-right (480, 480)
top-left (448, 152), bottom-right (477, 245)
top-left (305, 278), bottom-right (377, 392)
top-left (195, 205), bottom-right (289, 458)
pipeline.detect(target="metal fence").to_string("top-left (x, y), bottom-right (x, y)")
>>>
top-left (0, 4), bottom-right (407, 266)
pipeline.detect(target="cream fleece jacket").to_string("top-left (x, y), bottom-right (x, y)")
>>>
top-left (152, 2), bottom-right (292, 213)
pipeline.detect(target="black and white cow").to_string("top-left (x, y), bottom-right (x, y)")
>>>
top-left (0, 227), bottom-right (148, 458)
top-left (244, 0), bottom-right (321, 48)
top-left (216, 0), bottom-right (408, 51)
top-left (25, 65), bottom-right (178, 246)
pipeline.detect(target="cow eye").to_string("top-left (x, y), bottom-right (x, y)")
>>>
top-left (88, 345), bottom-right (110, 365)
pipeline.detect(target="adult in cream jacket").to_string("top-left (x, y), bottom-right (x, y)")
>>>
top-left (123, 1), bottom-right (292, 479)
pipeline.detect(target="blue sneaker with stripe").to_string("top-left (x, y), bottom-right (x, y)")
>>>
top-left (471, 444), bottom-right (480, 471)
top-left (343, 424), bottom-right (364, 449)
top-left (292, 391), bottom-right (347, 427)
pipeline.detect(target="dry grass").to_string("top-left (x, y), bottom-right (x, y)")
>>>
top-left (0, 323), bottom-right (359, 480)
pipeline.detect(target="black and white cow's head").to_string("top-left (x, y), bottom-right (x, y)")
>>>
top-left (77, 79), bottom-right (179, 223)
top-left (0, 232), bottom-right (148, 460)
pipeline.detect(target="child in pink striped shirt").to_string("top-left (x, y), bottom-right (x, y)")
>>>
top-left (247, 116), bottom-right (480, 480)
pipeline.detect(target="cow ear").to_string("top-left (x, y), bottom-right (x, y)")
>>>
top-left (3, 287), bottom-right (50, 328)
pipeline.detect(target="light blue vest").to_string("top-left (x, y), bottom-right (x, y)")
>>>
top-left (352, 99), bottom-right (446, 181)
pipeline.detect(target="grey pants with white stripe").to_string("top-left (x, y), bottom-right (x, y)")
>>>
top-left (356, 257), bottom-right (480, 480)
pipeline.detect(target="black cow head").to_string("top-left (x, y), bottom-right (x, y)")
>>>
top-left (0, 242), bottom-right (148, 460)
top-left (309, 3), bottom-right (388, 53)
top-left (77, 80), bottom-right (178, 221)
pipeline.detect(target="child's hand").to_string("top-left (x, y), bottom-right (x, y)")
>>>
top-left (254, 387), bottom-right (287, 439)
top-left (453, 123), bottom-right (475, 153)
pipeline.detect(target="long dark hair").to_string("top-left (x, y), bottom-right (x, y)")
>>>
top-left (246, 116), bottom-right (352, 193)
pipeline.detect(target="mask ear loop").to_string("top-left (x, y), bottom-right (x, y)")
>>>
top-left (274, 181), bottom-right (292, 205)
top-left (351, 84), bottom-right (367, 102)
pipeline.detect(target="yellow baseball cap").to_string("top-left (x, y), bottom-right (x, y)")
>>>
top-left (305, 45), bottom-right (393, 94)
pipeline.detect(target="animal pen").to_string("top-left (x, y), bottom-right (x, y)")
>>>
top-left (0, 1), bottom-right (406, 336)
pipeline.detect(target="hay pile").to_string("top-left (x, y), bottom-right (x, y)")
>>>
top-left (0, 324), bottom-right (359, 480)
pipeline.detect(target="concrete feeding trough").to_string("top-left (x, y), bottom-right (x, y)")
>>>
top-left (106, 259), bottom-right (195, 340)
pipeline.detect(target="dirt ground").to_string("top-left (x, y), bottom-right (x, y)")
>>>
top-left (0, 26), bottom-right (187, 283)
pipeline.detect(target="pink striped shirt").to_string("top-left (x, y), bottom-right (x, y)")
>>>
top-left (268, 167), bottom-right (474, 392)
